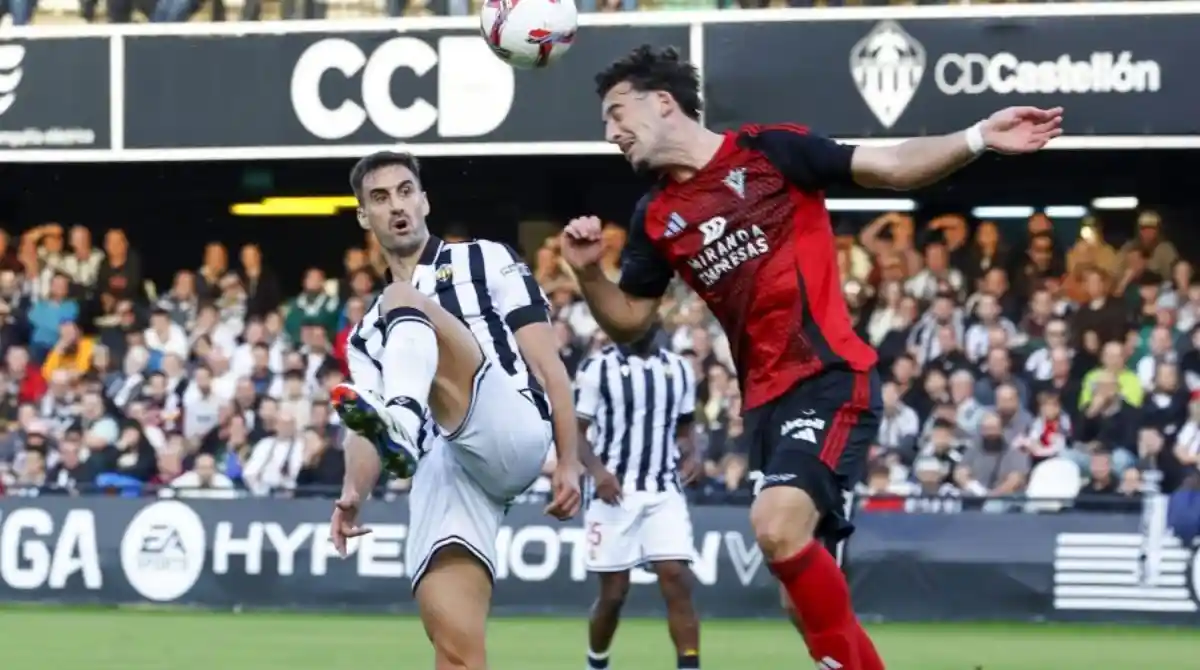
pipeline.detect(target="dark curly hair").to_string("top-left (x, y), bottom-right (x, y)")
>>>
top-left (594, 45), bottom-right (702, 121)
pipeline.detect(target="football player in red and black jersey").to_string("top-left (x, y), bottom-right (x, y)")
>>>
top-left (561, 45), bottom-right (1062, 670)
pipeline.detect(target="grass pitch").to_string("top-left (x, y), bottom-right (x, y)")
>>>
top-left (0, 608), bottom-right (1194, 670)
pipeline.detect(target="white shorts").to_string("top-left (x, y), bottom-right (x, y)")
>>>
top-left (583, 489), bottom-right (695, 572)
top-left (406, 361), bottom-right (551, 591)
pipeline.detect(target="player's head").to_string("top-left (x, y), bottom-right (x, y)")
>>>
top-left (350, 151), bottom-right (430, 256)
top-left (595, 45), bottom-right (702, 171)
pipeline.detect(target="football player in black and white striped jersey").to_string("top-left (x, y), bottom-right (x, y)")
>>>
top-left (327, 151), bottom-right (582, 670)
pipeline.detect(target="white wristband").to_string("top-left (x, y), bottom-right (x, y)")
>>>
top-left (965, 122), bottom-right (987, 155)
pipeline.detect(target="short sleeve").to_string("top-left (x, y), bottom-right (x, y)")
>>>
top-left (744, 124), bottom-right (856, 192)
top-left (574, 355), bottom-right (605, 422)
top-left (617, 193), bottom-right (674, 299)
top-left (480, 241), bottom-right (550, 334)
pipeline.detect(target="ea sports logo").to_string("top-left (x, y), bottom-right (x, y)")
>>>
top-left (0, 43), bottom-right (27, 118)
top-left (850, 21), bottom-right (926, 129)
top-left (120, 501), bottom-right (207, 602)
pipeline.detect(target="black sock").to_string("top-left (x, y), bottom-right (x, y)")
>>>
top-left (587, 650), bottom-right (610, 670)
top-left (678, 653), bottom-right (700, 670)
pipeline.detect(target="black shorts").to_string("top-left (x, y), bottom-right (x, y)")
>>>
top-left (742, 366), bottom-right (882, 545)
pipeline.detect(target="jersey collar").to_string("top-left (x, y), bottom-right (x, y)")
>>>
top-left (418, 235), bottom-right (444, 266)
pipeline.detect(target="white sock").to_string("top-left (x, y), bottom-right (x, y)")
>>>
top-left (587, 649), bottom-right (610, 670)
top-left (380, 306), bottom-right (437, 439)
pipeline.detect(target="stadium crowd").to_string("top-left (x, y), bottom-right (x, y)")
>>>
top-left (0, 211), bottom-right (1198, 508)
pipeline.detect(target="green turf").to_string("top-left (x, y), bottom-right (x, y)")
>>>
top-left (0, 609), bottom-right (1195, 670)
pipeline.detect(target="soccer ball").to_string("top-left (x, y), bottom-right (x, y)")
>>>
top-left (480, 0), bottom-right (578, 69)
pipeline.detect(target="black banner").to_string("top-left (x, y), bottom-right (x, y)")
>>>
top-left (121, 26), bottom-right (686, 150)
top-left (704, 15), bottom-right (1200, 141)
top-left (0, 37), bottom-right (110, 150)
top-left (1, 497), bottom-right (1196, 625)
top-left (0, 498), bottom-right (770, 616)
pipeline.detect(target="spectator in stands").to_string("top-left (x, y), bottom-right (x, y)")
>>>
top-left (285, 269), bottom-right (339, 342)
top-left (167, 453), bottom-right (237, 499)
top-left (243, 409), bottom-right (303, 495)
top-left (1120, 211), bottom-right (1178, 280)
top-left (97, 229), bottom-right (141, 302)
top-left (28, 274), bottom-right (78, 360)
top-left (61, 225), bottom-right (104, 291)
top-left (1081, 341), bottom-right (1144, 409)
top-left (43, 321), bottom-right (94, 377)
top-left (1071, 268), bottom-right (1128, 350)
top-left (879, 381), bottom-right (919, 458)
top-left (961, 412), bottom-right (1031, 496)
top-left (240, 243), bottom-right (282, 318)
top-left (144, 307), bottom-right (189, 360)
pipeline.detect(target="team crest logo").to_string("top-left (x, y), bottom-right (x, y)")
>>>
top-left (435, 264), bottom-right (454, 283)
top-left (850, 20), bottom-right (926, 129)
top-left (723, 168), bottom-right (746, 199)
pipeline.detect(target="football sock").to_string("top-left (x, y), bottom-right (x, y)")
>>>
top-left (677, 651), bottom-right (700, 669)
top-left (380, 306), bottom-right (437, 440)
top-left (586, 650), bottom-right (610, 670)
top-left (769, 541), bottom-right (885, 670)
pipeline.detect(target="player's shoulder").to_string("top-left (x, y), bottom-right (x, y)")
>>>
top-left (736, 122), bottom-right (817, 150)
top-left (581, 345), bottom-right (620, 369)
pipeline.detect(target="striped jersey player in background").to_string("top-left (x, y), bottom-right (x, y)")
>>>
top-left (574, 326), bottom-right (701, 670)
top-left (563, 45), bottom-right (1064, 670)
top-left (327, 151), bottom-right (582, 670)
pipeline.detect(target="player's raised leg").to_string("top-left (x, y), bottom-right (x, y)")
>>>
top-left (748, 370), bottom-right (884, 670)
top-left (331, 280), bottom-right (485, 474)
top-left (417, 545), bottom-right (492, 670)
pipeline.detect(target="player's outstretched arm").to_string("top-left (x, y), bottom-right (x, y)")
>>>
top-left (562, 210), bottom-right (668, 343)
top-left (851, 106), bottom-right (1064, 190)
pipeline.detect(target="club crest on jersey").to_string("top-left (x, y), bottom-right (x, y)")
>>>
top-left (664, 212), bottom-right (688, 238)
top-left (435, 264), bottom-right (454, 283)
top-left (723, 168), bottom-right (746, 199)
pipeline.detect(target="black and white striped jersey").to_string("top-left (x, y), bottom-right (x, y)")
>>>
top-left (345, 235), bottom-right (550, 453)
top-left (575, 345), bottom-right (697, 493)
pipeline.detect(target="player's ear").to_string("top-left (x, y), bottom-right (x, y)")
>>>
top-left (356, 208), bottom-right (369, 231)
top-left (655, 90), bottom-right (674, 118)
top-left (420, 192), bottom-right (431, 219)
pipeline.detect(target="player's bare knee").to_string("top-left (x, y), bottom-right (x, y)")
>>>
top-left (749, 487), bottom-right (819, 559)
top-left (653, 561), bottom-right (692, 601)
top-left (380, 281), bottom-right (430, 312)
top-left (596, 572), bottom-right (631, 611)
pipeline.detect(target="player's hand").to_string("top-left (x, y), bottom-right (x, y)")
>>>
top-left (545, 461), bottom-right (583, 520)
top-left (560, 216), bottom-right (605, 271)
top-left (980, 106), bottom-right (1064, 154)
top-left (329, 492), bottom-right (371, 557)
top-left (593, 469), bottom-right (623, 505)
top-left (679, 455), bottom-right (703, 487)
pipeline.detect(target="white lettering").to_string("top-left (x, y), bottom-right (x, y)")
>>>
top-left (935, 51), bottom-right (1160, 96)
top-left (357, 524), bottom-right (406, 579)
top-left (263, 522), bottom-right (313, 577)
top-left (290, 36), bottom-right (514, 141)
top-left (0, 508), bottom-right (52, 589)
top-left (212, 521), bottom-right (264, 575)
top-left (310, 523), bottom-right (340, 576)
top-left (48, 510), bottom-right (101, 590)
